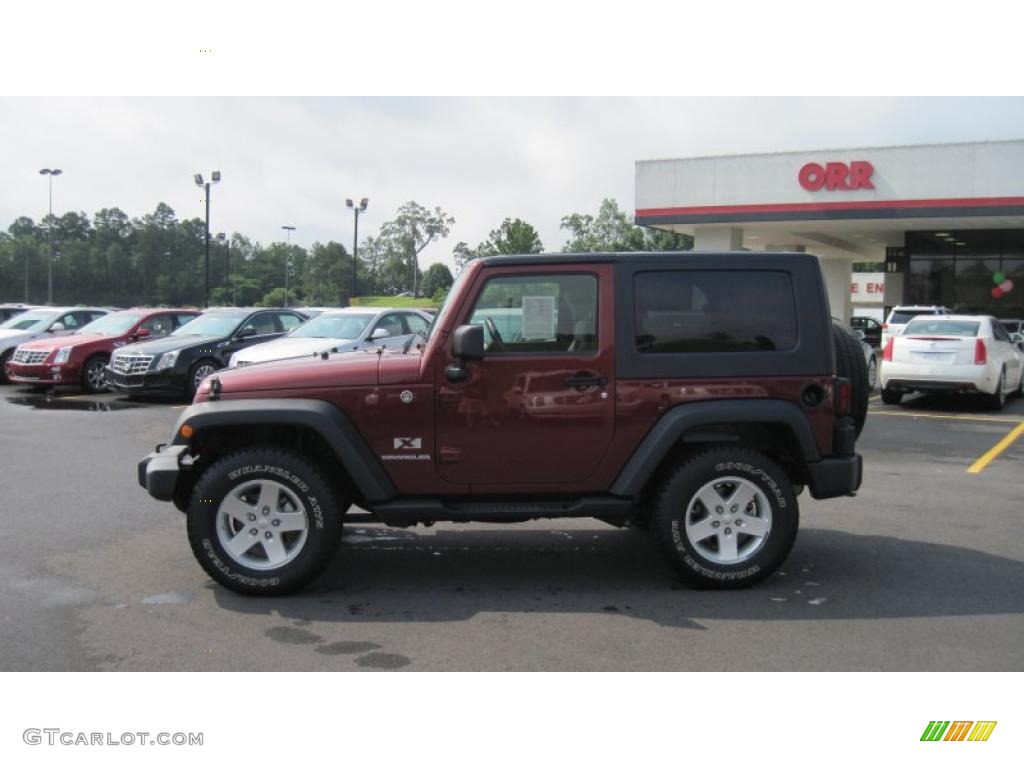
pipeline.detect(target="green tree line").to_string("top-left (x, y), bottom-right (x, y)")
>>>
top-left (0, 197), bottom-right (691, 308)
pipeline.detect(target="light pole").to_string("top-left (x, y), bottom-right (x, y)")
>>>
top-left (39, 168), bottom-right (62, 304)
top-left (345, 198), bottom-right (368, 300)
top-left (281, 225), bottom-right (296, 307)
top-left (194, 171), bottom-right (221, 307)
top-left (217, 232), bottom-right (233, 305)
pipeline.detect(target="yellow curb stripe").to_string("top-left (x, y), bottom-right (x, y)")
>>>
top-left (967, 421), bottom-right (1024, 474)
top-left (868, 395), bottom-right (880, 402)
top-left (868, 410), bottom-right (1023, 424)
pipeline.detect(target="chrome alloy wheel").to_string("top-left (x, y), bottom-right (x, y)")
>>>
top-left (193, 363), bottom-right (217, 391)
top-left (215, 479), bottom-right (309, 570)
top-left (85, 358), bottom-right (108, 391)
top-left (684, 476), bottom-right (772, 565)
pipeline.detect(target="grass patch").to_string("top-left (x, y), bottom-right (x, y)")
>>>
top-left (351, 295), bottom-right (437, 308)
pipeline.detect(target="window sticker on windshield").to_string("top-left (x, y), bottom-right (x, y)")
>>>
top-left (521, 295), bottom-right (556, 340)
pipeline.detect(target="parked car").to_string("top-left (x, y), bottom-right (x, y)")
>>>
top-left (0, 306), bottom-right (109, 384)
top-left (7, 308), bottom-right (199, 393)
top-left (139, 251), bottom-right (865, 596)
top-left (0, 304), bottom-right (35, 324)
top-left (880, 315), bottom-right (1024, 409)
top-left (850, 316), bottom-right (882, 348)
top-left (229, 308), bottom-right (434, 367)
top-left (881, 305), bottom-right (951, 348)
top-left (106, 307), bottom-right (308, 399)
top-left (998, 318), bottom-right (1023, 336)
top-left (854, 332), bottom-right (878, 392)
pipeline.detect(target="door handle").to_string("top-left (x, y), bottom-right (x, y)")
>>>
top-left (565, 374), bottom-right (608, 390)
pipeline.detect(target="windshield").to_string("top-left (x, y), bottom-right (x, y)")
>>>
top-left (171, 312), bottom-right (246, 337)
top-left (0, 310), bottom-right (56, 331)
top-left (426, 268), bottom-right (468, 340)
top-left (290, 313), bottom-right (374, 339)
top-left (904, 319), bottom-right (980, 337)
top-left (78, 312), bottom-right (142, 336)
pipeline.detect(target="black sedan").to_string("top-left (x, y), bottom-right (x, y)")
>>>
top-left (850, 316), bottom-right (882, 348)
top-left (106, 307), bottom-right (308, 399)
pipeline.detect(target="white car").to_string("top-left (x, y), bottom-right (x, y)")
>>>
top-left (0, 306), bottom-right (109, 383)
top-left (881, 305), bottom-right (951, 348)
top-left (228, 307), bottom-right (434, 367)
top-left (879, 314), bottom-right (1024, 409)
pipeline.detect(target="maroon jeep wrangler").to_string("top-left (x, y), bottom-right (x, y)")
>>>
top-left (138, 252), bottom-right (866, 595)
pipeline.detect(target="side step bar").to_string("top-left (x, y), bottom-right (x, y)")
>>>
top-left (371, 496), bottom-right (636, 526)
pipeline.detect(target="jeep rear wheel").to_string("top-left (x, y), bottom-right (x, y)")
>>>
top-left (186, 448), bottom-right (345, 595)
top-left (653, 447), bottom-right (798, 589)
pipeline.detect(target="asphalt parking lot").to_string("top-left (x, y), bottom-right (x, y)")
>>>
top-left (1, 384), bottom-right (1021, 671)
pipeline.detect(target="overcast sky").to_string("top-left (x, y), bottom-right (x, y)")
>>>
top-left (2, 97), bottom-right (1023, 270)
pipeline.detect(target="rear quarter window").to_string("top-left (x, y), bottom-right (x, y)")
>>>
top-left (634, 270), bottom-right (797, 353)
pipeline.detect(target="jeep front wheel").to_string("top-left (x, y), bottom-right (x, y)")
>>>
top-left (653, 447), bottom-right (798, 588)
top-left (186, 448), bottom-right (345, 595)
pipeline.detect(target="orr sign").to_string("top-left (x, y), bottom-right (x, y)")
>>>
top-left (799, 160), bottom-right (875, 191)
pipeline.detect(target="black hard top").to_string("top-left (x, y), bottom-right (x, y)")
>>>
top-left (479, 251), bottom-right (817, 267)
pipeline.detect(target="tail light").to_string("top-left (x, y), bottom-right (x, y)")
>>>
top-left (882, 337), bottom-right (895, 361)
top-left (974, 338), bottom-right (987, 365)
top-left (835, 378), bottom-right (851, 417)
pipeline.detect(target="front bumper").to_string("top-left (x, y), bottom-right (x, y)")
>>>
top-left (137, 443), bottom-right (190, 502)
top-left (7, 360), bottom-right (80, 385)
top-left (107, 366), bottom-right (187, 396)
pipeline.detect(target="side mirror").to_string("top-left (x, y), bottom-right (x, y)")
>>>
top-left (236, 326), bottom-right (257, 339)
top-left (49, 322), bottom-right (65, 332)
top-left (370, 327), bottom-right (390, 340)
top-left (452, 324), bottom-right (485, 361)
top-left (134, 327), bottom-right (151, 340)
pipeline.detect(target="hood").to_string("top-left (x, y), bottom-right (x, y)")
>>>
top-left (17, 333), bottom-right (109, 352)
top-left (205, 348), bottom-right (383, 397)
top-left (0, 328), bottom-right (46, 349)
top-left (119, 334), bottom-right (222, 356)
top-left (233, 335), bottom-right (357, 365)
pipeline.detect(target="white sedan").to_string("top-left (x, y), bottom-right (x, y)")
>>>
top-left (879, 314), bottom-right (1024, 410)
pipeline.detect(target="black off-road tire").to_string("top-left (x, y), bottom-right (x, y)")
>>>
top-left (832, 321), bottom-right (869, 437)
top-left (186, 447), bottom-right (345, 596)
top-left (880, 388), bottom-right (903, 405)
top-left (81, 354), bottom-right (110, 394)
top-left (652, 446), bottom-right (799, 589)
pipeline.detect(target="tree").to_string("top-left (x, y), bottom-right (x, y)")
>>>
top-left (561, 198), bottom-right (692, 252)
top-left (478, 217), bottom-right (544, 256)
top-left (378, 201), bottom-right (454, 297)
top-left (421, 262), bottom-right (453, 299)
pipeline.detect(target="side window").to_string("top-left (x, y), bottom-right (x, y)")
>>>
top-left (247, 313), bottom-right (280, 336)
top-left (279, 313), bottom-right (304, 332)
top-left (991, 320), bottom-right (1010, 342)
top-left (404, 312), bottom-right (431, 335)
top-left (372, 313), bottom-right (406, 339)
top-left (467, 273), bottom-right (598, 354)
top-left (174, 313), bottom-right (198, 329)
top-left (139, 314), bottom-right (175, 337)
top-left (634, 270), bottom-right (797, 353)
top-left (58, 312), bottom-right (80, 329)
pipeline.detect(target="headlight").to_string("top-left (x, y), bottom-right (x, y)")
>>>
top-left (156, 350), bottom-right (179, 371)
top-left (54, 346), bottom-right (73, 363)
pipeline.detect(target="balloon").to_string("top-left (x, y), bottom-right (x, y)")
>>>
top-left (991, 286), bottom-right (1004, 299)
top-left (1000, 279), bottom-right (1014, 293)
top-left (993, 271), bottom-right (1006, 284)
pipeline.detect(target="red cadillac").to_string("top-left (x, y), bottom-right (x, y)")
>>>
top-left (7, 308), bottom-right (200, 393)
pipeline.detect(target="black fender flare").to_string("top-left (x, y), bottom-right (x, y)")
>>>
top-left (171, 398), bottom-right (397, 502)
top-left (610, 399), bottom-right (822, 497)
